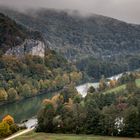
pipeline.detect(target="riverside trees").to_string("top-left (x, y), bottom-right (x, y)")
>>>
top-left (36, 73), bottom-right (140, 137)
top-left (0, 53), bottom-right (82, 104)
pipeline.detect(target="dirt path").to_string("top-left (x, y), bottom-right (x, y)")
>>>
top-left (4, 128), bottom-right (34, 140)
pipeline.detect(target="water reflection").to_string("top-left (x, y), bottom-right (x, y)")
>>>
top-left (0, 92), bottom-right (56, 123)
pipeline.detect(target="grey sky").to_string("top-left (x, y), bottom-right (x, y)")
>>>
top-left (0, 0), bottom-right (140, 24)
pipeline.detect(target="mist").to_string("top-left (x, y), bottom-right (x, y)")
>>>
top-left (0, 0), bottom-right (140, 24)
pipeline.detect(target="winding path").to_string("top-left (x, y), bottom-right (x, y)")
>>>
top-left (4, 128), bottom-right (34, 140)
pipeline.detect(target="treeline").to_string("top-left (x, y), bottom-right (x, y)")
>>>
top-left (77, 54), bottom-right (140, 80)
top-left (0, 51), bottom-right (82, 104)
top-left (36, 73), bottom-right (140, 137)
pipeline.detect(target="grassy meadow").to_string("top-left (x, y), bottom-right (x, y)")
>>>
top-left (104, 78), bottom-right (140, 94)
top-left (13, 132), bottom-right (140, 140)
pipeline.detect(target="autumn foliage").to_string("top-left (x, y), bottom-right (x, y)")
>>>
top-left (2, 115), bottom-right (14, 125)
top-left (109, 79), bottom-right (117, 88)
top-left (0, 115), bottom-right (18, 138)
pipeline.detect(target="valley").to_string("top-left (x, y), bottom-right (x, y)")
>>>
top-left (0, 5), bottom-right (140, 139)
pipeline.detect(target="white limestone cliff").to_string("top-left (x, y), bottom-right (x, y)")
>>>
top-left (5, 39), bottom-right (45, 57)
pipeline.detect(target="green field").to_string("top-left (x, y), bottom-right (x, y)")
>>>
top-left (136, 79), bottom-right (140, 87)
top-left (104, 84), bottom-right (126, 94)
top-left (13, 132), bottom-right (140, 140)
top-left (104, 78), bottom-right (140, 94)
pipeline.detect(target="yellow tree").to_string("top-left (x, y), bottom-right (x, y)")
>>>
top-left (51, 94), bottom-right (64, 109)
top-left (70, 72), bottom-right (82, 83)
top-left (62, 73), bottom-right (70, 85)
top-left (0, 121), bottom-right (11, 137)
top-left (0, 89), bottom-right (8, 101)
top-left (99, 75), bottom-right (107, 91)
top-left (109, 79), bottom-right (117, 88)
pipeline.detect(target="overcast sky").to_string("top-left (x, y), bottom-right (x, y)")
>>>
top-left (0, 0), bottom-right (140, 24)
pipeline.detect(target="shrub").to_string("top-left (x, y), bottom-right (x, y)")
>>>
top-left (0, 89), bottom-right (8, 101)
top-left (0, 122), bottom-right (11, 137)
top-left (2, 115), bottom-right (14, 125)
top-left (10, 124), bottom-right (19, 133)
top-left (7, 88), bottom-right (18, 101)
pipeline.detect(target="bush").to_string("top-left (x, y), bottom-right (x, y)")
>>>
top-left (2, 115), bottom-right (14, 125)
top-left (7, 88), bottom-right (18, 101)
top-left (10, 124), bottom-right (19, 133)
top-left (0, 89), bottom-right (8, 101)
top-left (0, 122), bottom-right (11, 137)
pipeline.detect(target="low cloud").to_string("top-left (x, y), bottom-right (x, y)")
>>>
top-left (0, 0), bottom-right (140, 24)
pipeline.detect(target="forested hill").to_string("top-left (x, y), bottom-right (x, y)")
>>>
top-left (1, 8), bottom-right (140, 60)
top-left (0, 13), bottom-right (43, 54)
top-left (1, 8), bottom-right (140, 79)
top-left (0, 13), bottom-right (82, 105)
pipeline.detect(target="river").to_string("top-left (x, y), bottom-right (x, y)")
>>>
top-left (0, 73), bottom-right (123, 128)
top-left (0, 92), bottom-right (56, 124)
top-left (76, 73), bottom-right (123, 97)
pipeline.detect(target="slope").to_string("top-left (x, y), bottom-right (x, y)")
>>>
top-left (1, 8), bottom-right (140, 79)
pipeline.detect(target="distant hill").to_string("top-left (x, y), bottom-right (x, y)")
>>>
top-left (0, 12), bottom-right (43, 54)
top-left (1, 8), bottom-right (140, 79)
top-left (0, 13), bottom-right (26, 53)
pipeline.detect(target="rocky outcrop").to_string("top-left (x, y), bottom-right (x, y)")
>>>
top-left (5, 39), bottom-right (45, 57)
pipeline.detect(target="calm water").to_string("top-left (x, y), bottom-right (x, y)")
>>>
top-left (0, 92), bottom-right (56, 123)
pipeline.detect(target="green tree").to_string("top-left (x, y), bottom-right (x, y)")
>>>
top-left (37, 99), bottom-right (55, 132)
top-left (7, 88), bottom-right (18, 101)
top-left (87, 86), bottom-right (96, 93)
top-left (99, 75), bottom-right (107, 91)
top-left (21, 84), bottom-right (31, 97)
top-left (122, 106), bottom-right (139, 137)
top-left (60, 84), bottom-right (78, 103)
top-left (85, 98), bottom-right (100, 134)
top-left (99, 105), bottom-right (118, 136)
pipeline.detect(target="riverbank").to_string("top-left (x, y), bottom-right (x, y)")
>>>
top-left (0, 90), bottom-right (57, 123)
top-left (0, 72), bottom-right (125, 106)
top-left (0, 72), bottom-right (124, 123)
top-left (0, 87), bottom-right (63, 106)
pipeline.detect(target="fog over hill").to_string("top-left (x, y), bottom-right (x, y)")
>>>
top-left (1, 7), bottom-right (140, 79)
top-left (1, 8), bottom-right (140, 57)
top-left (0, 0), bottom-right (140, 24)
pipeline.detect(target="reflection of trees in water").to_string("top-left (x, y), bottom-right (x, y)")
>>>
top-left (0, 92), bottom-right (55, 123)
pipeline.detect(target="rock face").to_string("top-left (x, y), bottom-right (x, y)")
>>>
top-left (5, 39), bottom-right (45, 57)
